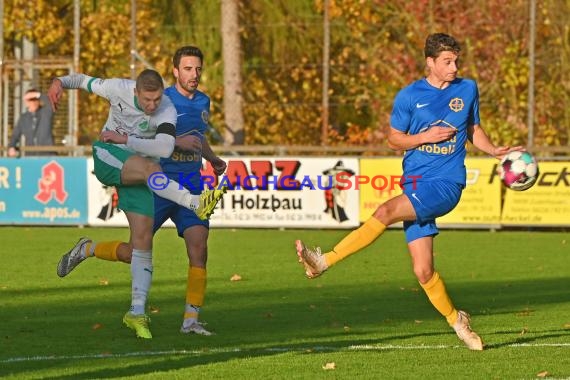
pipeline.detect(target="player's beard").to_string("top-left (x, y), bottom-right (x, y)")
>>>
top-left (182, 79), bottom-right (199, 93)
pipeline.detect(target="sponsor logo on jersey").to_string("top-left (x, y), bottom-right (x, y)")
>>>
top-left (138, 120), bottom-right (149, 131)
top-left (449, 97), bottom-right (464, 112)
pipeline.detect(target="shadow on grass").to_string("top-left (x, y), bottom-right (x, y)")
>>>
top-left (1, 274), bottom-right (569, 378)
top-left (1, 329), bottom-right (455, 380)
top-left (4, 327), bottom-right (569, 379)
top-left (482, 327), bottom-right (570, 350)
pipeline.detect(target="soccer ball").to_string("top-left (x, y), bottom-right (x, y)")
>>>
top-left (498, 151), bottom-right (539, 191)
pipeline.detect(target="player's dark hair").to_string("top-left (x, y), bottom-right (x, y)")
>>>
top-left (136, 69), bottom-right (164, 92)
top-left (173, 46), bottom-right (204, 68)
top-left (424, 33), bottom-right (461, 58)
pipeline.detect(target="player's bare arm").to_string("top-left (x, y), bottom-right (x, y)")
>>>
top-left (467, 124), bottom-right (524, 159)
top-left (387, 126), bottom-right (456, 151)
top-left (201, 140), bottom-right (227, 175)
top-left (175, 135), bottom-right (202, 152)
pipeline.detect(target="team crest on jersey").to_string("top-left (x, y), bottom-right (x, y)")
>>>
top-left (202, 110), bottom-right (209, 124)
top-left (138, 120), bottom-right (149, 131)
top-left (449, 97), bottom-right (464, 112)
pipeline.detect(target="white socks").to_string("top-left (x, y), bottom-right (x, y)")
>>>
top-left (130, 249), bottom-right (153, 315)
top-left (150, 180), bottom-right (200, 210)
top-left (183, 304), bottom-right (201, 327)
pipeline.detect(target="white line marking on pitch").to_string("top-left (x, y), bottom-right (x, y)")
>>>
top-left (2, 343), bottom-right (569, 363)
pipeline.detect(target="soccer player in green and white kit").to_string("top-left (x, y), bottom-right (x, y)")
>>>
top-left (54, 47), bottom-right (228, 337)
top-left (48, 69), bottom-right (224, 339)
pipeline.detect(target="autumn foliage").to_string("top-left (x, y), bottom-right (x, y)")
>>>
top-left (3, 0), bottom-right (568, 152)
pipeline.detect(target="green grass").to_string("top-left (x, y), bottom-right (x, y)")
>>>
top-left (0, 227), bottom-right (569, 379)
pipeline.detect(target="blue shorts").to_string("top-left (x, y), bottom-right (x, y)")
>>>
top-left (153, 195), bottom-right (208, 237)
top-left (402, 180), bottom-right (462, 243)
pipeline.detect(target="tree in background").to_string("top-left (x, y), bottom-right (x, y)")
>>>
top-left (78, 1), bottom-right (167, 142)
top-left (3, 0), bottom-right (167, 143)
top-left (221, 0), bottom-right (245, 145)
top-left (3, 0), bottom-right (68, 52)
top-left (532, 0), bottom-right (569, 148)
top-left (2, 0), bottom-right (568, 151)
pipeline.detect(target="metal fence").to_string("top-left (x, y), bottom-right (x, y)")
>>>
top-left (1, 144), bottom-right (569, 161)
top-left (0, 58), bottom-right (76, 155)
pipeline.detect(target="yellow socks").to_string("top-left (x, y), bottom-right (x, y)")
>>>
top-left (324, 217), bottom-right (386, 267)
top-left (89, 241), bottom-right (121, 261)
top-left (184, 266), bottom-right (207, 320)
top-left (420, 271), bottom-right (459, 326)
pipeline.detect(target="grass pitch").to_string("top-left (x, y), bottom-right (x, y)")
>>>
top-left (0, 227), bottom-right (569, 379)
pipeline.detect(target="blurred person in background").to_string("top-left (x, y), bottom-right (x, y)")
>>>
top-left (8, 88), bottom-right (55, 157)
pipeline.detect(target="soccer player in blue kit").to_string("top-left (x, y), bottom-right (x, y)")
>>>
top-left (56, 47), bottom-right (227, 338)
top-left (296, 33), bottom-right (523, 350)
top-left (145, 45), bottom-right (227, 336)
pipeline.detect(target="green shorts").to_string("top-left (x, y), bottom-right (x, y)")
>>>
top-left (92, 141), bottom-right (154, 217)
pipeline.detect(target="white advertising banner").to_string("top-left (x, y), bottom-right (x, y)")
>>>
top-left (86, 157), bottom-right (360, 229)
top-left (206, 157), bottom-right (360, 228)
top-left (87, 158), bottom-right (128, 226)
top-left (87, 158), bottom-right (176, 227)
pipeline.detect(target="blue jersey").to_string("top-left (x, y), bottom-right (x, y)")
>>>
top-left (160, 86), bottom-right (210, 190)
top-left (390, 77), bottom-right (480, 187)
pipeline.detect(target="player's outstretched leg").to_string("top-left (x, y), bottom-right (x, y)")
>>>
top-left (123, 312), bottom-right (152, 339)
top-left (295, 240), bottom-right (328, 279)
top-left (195, 186), bottom-right (228, 220)
top-left (57, 237), bottom-right (92, 277)
top-left (453, 310), bottom-right (484, 350)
